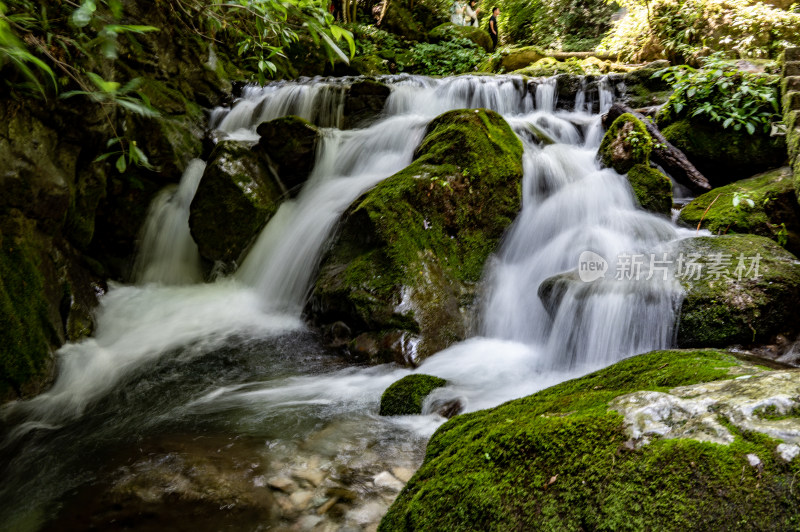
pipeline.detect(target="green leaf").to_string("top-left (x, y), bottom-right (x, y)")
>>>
top-left (115, 155), bottom-right (127, 173)
top-left (70, 0), bottom-right (96, 28)
top-left (116, 98), bottom-right (159, 117)
top-left (745, 122), bottom-right (755, 135)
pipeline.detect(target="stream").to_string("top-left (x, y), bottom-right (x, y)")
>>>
top-left (1, 74), bottom-right (691, 531)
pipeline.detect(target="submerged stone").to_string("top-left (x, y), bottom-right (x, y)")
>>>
top-left (379, 374), bottom-right (447, 416)
top-left (380, 349), bottom-right (800, 531)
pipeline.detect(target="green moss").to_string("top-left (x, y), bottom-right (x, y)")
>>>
top-left (661, 118), bottom-right (786, 186)
top-left (311, 109), bottom-right (523, 361)
top-left (0, 216), bottom-right (54, 397)
top-left (678, 167), bottom-right (800, 253)
top-left (381, 349), bottom-right (800, 531)
top-left (498, 46), bottom-right (547, 72)
top-left (675, 234), bottom-right (800, 347)
top-left (599, 113), bottom-right (653, 174)
top-left (379, 374), bottom-right (447, 416)
top-left (626, 163), bottom-right (673, 215)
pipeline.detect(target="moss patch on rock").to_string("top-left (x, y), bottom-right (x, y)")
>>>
top-left (379, 374), bottom-right (447, 416)
top-left (381, 349), bottom-right (800, 531)
top-left (599, 113), bottom-right (653, 174)
top-left (678, 167), bottom-right (800, 254)
top-left (627, 163), bottom-right (673, 215)
top-left (674, 234), bottom-right (800, 347)
top-left (309, 109), bottom-right (523, 364)
top-left (498, 46), bottom-right (546, 72)
top-left (660, 118), bottom-right (786, 186)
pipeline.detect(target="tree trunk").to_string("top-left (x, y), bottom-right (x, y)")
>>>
top-left (603, 103), bottom-right (712, 193)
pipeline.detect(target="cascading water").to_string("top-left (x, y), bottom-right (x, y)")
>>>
top-left (131, 159), bottom-right (206, 285)
top-left (1, 74), bottom-right (692, 531)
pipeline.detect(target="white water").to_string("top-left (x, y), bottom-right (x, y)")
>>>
top-left (1, 74), bottom-right (692, 529)
top-left (131, 159), bottom-right (205, 285)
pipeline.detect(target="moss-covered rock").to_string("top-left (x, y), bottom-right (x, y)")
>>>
top-left (309, 109), bottom-right (524, 365)
top-left (343, 79), bottom-right (391, 129)
top-left (675, 234), bottom-right (800, 347)
top-left (498, 46), bottom-right (546, 72)
top-left (621, 60), bottom-right (673, 107)
top-left (678, 167), bottom-right (800, 254)
top-left (599, 113), bottom-right (653, 174)
top-left (256, 116), bottom-right (319, 194)
top-left (660, 118), bottom-right (786, 186)
top-left (189, 140), bottom-right (283, 264)
top-left (379, 374), bottom-right (447, 416)
top-left (381, 349), bottom-right (800, 531)
top-left (429, 23), bottom-right (492, 53)
top-left (382, 3), bottom-right (427, 42)
top-left (626, 163), bottom-right (673, 215)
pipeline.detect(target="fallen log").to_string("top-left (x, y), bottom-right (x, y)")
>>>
top-left (547, 51), bottom-right (618, 61)
top-left (602, 103), bottom-right (712, 193)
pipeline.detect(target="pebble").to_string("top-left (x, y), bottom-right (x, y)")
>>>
top-left (290, 490), bottom-right (315, 510)
top-left (268, 476), bottom-right (299, 493)
top-left (294, 468), bottom-right (326, 487)
top-left (316, 496), bottom-right (339, 515)
top-left (391, 467), bottom-right (414, 483)
top-left (373, 471), bottom-right (405, 492)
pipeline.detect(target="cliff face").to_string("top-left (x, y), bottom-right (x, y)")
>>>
top-left (0, 0), bottom-right (238, 401)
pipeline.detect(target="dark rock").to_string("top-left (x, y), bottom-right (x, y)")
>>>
top-left (189, 140), bottom-right (283, 264)
top-left (343, 80), bottom-right (391, 129)
top-left (256, 116), bottom-right (320, 194)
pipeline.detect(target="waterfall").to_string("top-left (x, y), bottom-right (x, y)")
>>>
top-left (1, 74), bottom-right (694, 530)
top-left (132, 159), bottom-right (205, 285)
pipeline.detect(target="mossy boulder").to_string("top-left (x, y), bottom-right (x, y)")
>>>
top-left (309, 109), bottom-right (524, 365)
top-left (660, 118), bottom-right (786, 186)
top-left (498, 46), bottom-right (546, 72)
top-left (674, 234), bottom-right (800, 347)
top-left (189, 140), bottom-right (283, 264)
top-left (379, 374), bottom-right (447, 416)
top-left (343, 79), bottom-right (391, 129)
top-left (678, 167), bottom-right (800, 254)
top-left (429, 23), bottom-right (492, 53)
top-left (626, 163), bottom-right (673, 215)
top-left (599, 113), bottom-right (653, 174)
top-left (256, 116), bottom-right (319, 194)
top-left (621, 60), bottom-right (673, 107)
top-left (382, 3), bottom-right (427, 42)
top-left (381, 349), bottom-right (800, 531)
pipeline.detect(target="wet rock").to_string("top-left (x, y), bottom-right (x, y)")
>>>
top-left (188, 140), bottom-right (284, 264)
top-left (626, 163), bottom-right (673, 215)
top-left (293, 468), bottom-right (326, 488)
top-left (374, 471), bottom-right (405, 491)
top-left (289, 490), bottom-right (315, 510)
top-left (381, 349), bottom-right (800, 531)
top-left (621, 60), bottom-right (673, 108)
top-left (344, 80), bottom-right (392, 129)
top-left (309, 109), bottom-right (523, 363)
top-left (256, 116), bottom-right (319, 195)
top-left (380, 374), bottom-right (447, 416)
top-left (391, 467), bottom-right (414, 483)
top-left (678, 167), bottom-right (800, 255)
top-left (427, 396), bottom-right (465, 419)
top-left (674, 234), bottom-right (800, 348)
top-left (599, 113), bottom-right (652, 174)
top-left (268, 476), bottom-right (299, 493)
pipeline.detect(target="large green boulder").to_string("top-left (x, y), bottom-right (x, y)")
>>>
top-left (678, 167), bottom-right (800, 254)
top-left (256, 116), bottom-right (319, 194)
top-left (381, 349), bottom-right (800, 531)
top-left (189, 140), bottom-right (284, 264)
top-left (674, 234), bottom-right (800, 347)
top-left (498, 46), bottom-right (546, 72)
top-left (429, 23), bottom-right (492, 53)
top-left (660, 118), bottom-right (786, 187)
top-left (309, 109), bottom-right (524, 365)
top-left (379, 374), bottom-right (447, 416)
top-left (626, 163), bottom-right (673, 215)
top-left (599, 113), bottom-right (653, 174)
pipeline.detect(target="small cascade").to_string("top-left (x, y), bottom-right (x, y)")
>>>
top-left (535, 77), bottom-right (557, 112)
top-left (132, 159), bottom-right (205, 285)
top-left (214, 80), bottom-right (349, 139)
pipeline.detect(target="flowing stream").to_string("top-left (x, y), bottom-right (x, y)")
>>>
top-left (1, 74), bottom-right (688, 531)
